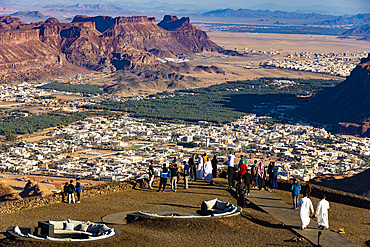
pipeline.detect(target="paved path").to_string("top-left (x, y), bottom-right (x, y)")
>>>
top-left (247, 188), bottom-right (360, 247)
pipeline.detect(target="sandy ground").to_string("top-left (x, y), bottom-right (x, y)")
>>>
top-left (186, 32), bottom-right (369, 85)
top-left (0, 102), bottom-right (25, 108)
top-left (0, 173), bottom-right (105, 193)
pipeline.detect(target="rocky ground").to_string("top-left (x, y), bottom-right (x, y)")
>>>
top-left (0, 177), bottom-right (368, 246)
top-left (0, 178), bottom-right (313, 247)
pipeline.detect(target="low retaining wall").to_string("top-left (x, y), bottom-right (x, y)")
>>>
top-left (277, 179), bottom-right (370, 210)
top-left (0, 180), bottom-right (142, 215)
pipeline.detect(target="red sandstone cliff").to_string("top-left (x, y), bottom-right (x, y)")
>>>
top-left (0, 15), bottom-right (219, 82)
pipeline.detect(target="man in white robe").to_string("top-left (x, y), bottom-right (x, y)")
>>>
top-left (297, 193), bottom-right (314, 230)
top-left (316, 194), bottom-right (330, 229)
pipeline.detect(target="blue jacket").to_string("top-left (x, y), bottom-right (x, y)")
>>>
top-left (160, 169), bottom-right (171, 179)
top-left (291, 182), bottom-right (301, 196)
top-left (76, 182), bottom-right (81, 193)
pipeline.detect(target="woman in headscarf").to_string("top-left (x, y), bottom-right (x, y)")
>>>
top-left (196, 154), bottom-right (204, 180)
top-left (203, 157), bottom-right (214, 185)
top-left (257, 162), bottom-right (266, 190)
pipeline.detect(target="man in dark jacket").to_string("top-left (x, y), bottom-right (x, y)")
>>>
top-left (244, 169), bottom-right (252, 195)
top-left (251, 160), bottom-right (258, 188)
top-left (189, 154), bottom-right (196, 181)
top-left (236, 178), bottom-right (246, 207)
top-left (211, 155), bottom-right (218, 179)
top-left (68, 180), bottom-right (76, 204)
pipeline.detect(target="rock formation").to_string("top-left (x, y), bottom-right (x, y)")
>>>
top-left (0, 14), bottom-right (220, 82)
top-left (298, 53), bottom-right (370, 136)
top-left (19, 180), bottom-right (52, 198)
top-left (311, 168), bottom-right (370, 198)
top-left (0, 181), bottom-right (22, 201)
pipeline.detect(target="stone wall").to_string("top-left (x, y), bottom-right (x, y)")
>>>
top-left (0, 180), bottom-right (141, 215)
top-left (278, 179), bottom-right (370, 210)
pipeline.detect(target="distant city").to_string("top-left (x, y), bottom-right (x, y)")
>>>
top-left (1, 82), bottom-right (369, 187)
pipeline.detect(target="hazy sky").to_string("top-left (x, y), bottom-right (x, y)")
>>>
top-left (3, 0), bottom-right (370, 9)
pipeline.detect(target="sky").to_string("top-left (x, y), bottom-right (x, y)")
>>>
top-left (3, 0), bottom-right (370, 9)
top-left (1, 0), bottom-right (369, 15)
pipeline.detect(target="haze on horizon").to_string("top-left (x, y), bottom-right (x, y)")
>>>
top-left (2, 0), bottom-right (370, 12)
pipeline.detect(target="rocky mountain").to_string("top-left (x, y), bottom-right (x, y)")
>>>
top-left (311, 168), bottom-right (370, 198)
top-left (341, 24), bottom-right (370, 41)
top-left (202, 8), bottom-right (335, 21)
top-left (19, 180), bottom-right (52, 198)
top-left (298, 53), bottom-right (370, 136)
top-left (316, 13), bottom-right (370, 26)
top-left (0, 14), bottom-right (220, 82)
top-left (0, 181), bottom-right (22, 201)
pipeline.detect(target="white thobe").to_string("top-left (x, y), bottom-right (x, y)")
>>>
top-left (316, 199), bottom-right (330, 228)
top-left (298, 197), bottom-right (314, 229)
top-left (203, 161), bottom-right (213, 182)
top-left (196, 157), bottom-right (204, 179)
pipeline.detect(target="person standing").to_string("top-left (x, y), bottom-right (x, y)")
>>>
top-left (148, 160), bottom-right (155, 189)
top-left (291, 178), bottom-right (301, 209)
top-left (244, 169), bottom-right (252, 195)
top-left (267, 161), bottom-right (274, 188)
top-left (251, 160), bottom-right (258, 188)
top-left (238, 158), bottom-right (247, 181)
top-left (297, 192), bottom-right (314, 230)
top-left (239, 155), bottom-right (247, 168)
top-left (68, 180), bottom-right (76, 204)
top-left (316, 194), bottom-right (330, 229)
top-left (203, 157), bottom-right (214, 185)
top-left (303, 181), bottom-right (312, 197)
top-left (169, 159), bottom-right (179, 192)
top-left (183, 161), bottom-right (190, 189)
top-left (202, 153), bottom-right (208, 165)
top-left (189, 154), bottom-right (196, 181)
top-left (257, 162), bottom-right (266, 190)
top-left (196, 154), bottom-right (204, 180)
top-left (236, 178), bottom-right (246, 207)
top-left (75, 178), bottom-right (81, 203)
top-left (227, 151), bottom-right (236, 189)
top-left (158, 164), bottom-right (171, 192)
top-left (62, 182), bottom-right (69, 202)
top-left (211, 155), bottom-right (218, 179)
top-left (272, 162), bottom-right (279, 189)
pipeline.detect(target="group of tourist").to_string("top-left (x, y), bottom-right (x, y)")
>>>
top-left (152, 153), bottom-right (218, 192)
top-left (225, 151), bottom-right (280, 207)
top-left (62, 178), bottom-right (81, 204)
top-left (291, 178), bottom-right (330, 230)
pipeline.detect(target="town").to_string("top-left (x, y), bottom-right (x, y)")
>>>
top-left (260, 51), bottom-right (368, 77)
top-left (1, 100), bottom-right (369, 186)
